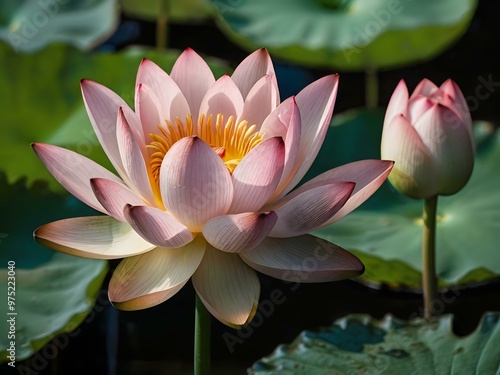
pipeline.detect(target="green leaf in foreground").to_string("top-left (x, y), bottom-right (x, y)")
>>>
top-left (0, 42), bottom-right (230, 192)
top-left (0, 174), bottom-right (108, 362)
top-left (251, 313), bottom-right (500, 374)
top-left (310, 109), bottom-right (500, 287)
top-left (209, 0), bottom-right (477, 70)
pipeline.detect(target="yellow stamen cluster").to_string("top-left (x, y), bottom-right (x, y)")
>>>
top-left (147, 113), bottom-right (264, 185)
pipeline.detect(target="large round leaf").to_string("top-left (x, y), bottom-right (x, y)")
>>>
top-left (310, 109), bottom-right (500, 288)
top-left (209, 0), bottom-right (477, 70)
top-left (251, 313), bottom-right (500, 374)
top-left (0, 0), bottom-right (118, 52)
top-left (0, 42), bottom-right (230, 193)
top-left (0, 175), bottom-right (108, 362)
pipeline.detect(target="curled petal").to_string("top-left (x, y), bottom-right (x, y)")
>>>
top-left (269, 181), bottom-right (355, 237)
top-left (241, 235), bottom-right (364, 282)
top-left (230, 137), bottom-right (285, 213)
top-left (124, 205), bottom-right (193, 248)
top-left (199, 75), bottom-right (244, 120)
top-left (32, 143), bottom-right (124, 214)
top-left (109, 236), bottom-right (205, 310)
top-left (91, 178), bottom-right (145, 222)
top-left (240, 74), bottom-right (279, 128)
top-left (192, 246), bottom-right (260, 328)
top-left (160, 137), bottom-right (233, 232)
top-left (34, 216), bottom-right (155, 259)
top-left (135, 83), bottom-right (164, 144)
top-left (203, 212), bottom-right (278, 253)
top-left (410, 78), bottom-right (440, 99)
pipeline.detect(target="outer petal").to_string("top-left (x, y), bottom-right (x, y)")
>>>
top-left (32, 143), bottom-right (124, 214)
top-left (91, 178), bottom-right (145, 222)
top-left (108, 236), bottom-right (205, 310)
top-left (192, 245), bottom-right (260, 328)
top-left (170, 48), bottom-right (216, 123)
top-left (199, 75), bottom-right (244, 121)
top-left (34, 216), bottom-right (155, 259)
top-left (268, 181), bottom-right (355, 238)
top-left (410, 78), bottom-right (440, 99)
top-left (260, 97), bottom-right (301, 200)
top-left (382, 114), bottom-right (436, 199)
top-left (135, 58), bottom-right (191, 127)
top-left (306, 160), bottom-right (395, 224)
top-left (231, 48), bottom-right (278, 101)
top-left (239, 74), bottom-right (279, 128)
top-left (81, 80), bottom-right (142, 178)
top-left (203, 212), bottom-right (278, 253)
top-left (160, 137), bottom-right (233, 232)
top-left (116, 108), bottom-right (157, 205)
top-left (281, 75), bottom-right (339, 196)
top-left (229, 137), bottom-right (285, 213)
top-left (123, 205), bottom-right (193, 248)
top-left (413, 104), bottom-right (474, 195)
top-left (135, 83), bottom-right (164, 143)
top-left (241, 235), bottom-right (364, 282)
top-left (384, 79), bottom-right (409, 124)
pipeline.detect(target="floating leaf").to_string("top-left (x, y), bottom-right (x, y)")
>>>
top-left (0, 0), bottom-right (119, 52)
top-left (0, 42), bottom-right (230, 192)
top-left (0, 174), bottom-right (108, 362)
top-left (310, 109), bottom-right (500, 288)
top-left (210, 0), bottom-right (477, 70)
top-left (251, 313), bottom-right (500, 374)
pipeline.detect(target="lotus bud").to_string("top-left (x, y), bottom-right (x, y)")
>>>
top-left (381, 79), bottom-right (474, 199)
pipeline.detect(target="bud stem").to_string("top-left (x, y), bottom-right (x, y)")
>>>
top-left (195, 293), bottom-right (211, 374)
top-left (365, 68), bottom-right (378, 109)
top-left (156, 0), bottom-right (169, 50)
top-left (422, 195), bottom-right (438, 320)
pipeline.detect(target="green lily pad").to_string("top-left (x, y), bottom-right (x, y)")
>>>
top-left (311, 109), bottom-right (500, 288)
top-left (0, 0), bottom-right (119, 52)
top-left (251, 313), bottom-right (500, 374)
top-left (120, 0), bottom-right (214, 22)
top-left (0, 174), bottom-right (108, 362)
top-left (0, 42), bottom-right (230, 192)
top-left (209, 0), bottom-right (477, 71)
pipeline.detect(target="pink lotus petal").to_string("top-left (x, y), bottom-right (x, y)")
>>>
top-left (384, 79), bottom-right (409, 124)
top-left (192, 245), bottom-right (260, 328)
top-left (199, 75), bottom-right (244, 120)
top-left (160, 137), bottom-right (233, 232)
top-left (407, 95), bottom-right (433, 124)
top-left (239, 74), bottom-right (279, 128)
top-left (135, 83), bottom-right (164, 144)
top-left (307, 160), bottom-right (395, 224)
top-left (381, 115), bottom-right (436, 199)
top-left (170, 48), bottom-right (216, 123)
top-left (231, 48), bottom-right (278, 101)
top-left (261, 97), bottom-right (301, 200)
top-left (439, 79), bottom-right (474, 144)
top-left (410, 78), bottom-right (440, 99)
top-left (413, 104), bottom-right (474, 195)
top-left (34, 216), bottom-right (155, 259)
top-left (203, 212), bottom-right (278, 253)
top-left (109, 236), bottom-right (205, 310)
top-left (282, 75), bottom-right (339, 195)
top-left (81, 80), bottom-right (142, 178)
top-left (229, 137), bottom-right (285, 213)
top-left (268, 181), bottom-right (355, 237)
top-left (123, 205), bottom-right (193, 248)
top-left (90, 178), bottom-right (145, 222)
top-left (116, 108), bottom-right (157, 205)
top-left (32, 143), bottom-right (124, 214)
top-left (136, 58), bottom-right (190, 126)
top-left (241, 235), bottom-right (364, 282)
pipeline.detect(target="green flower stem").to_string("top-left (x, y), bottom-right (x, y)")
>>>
top-left (195, 293), bottom-right (211, 375)
top-left (365, 67), bottom-right (378, 109)
top-left (422, 195), bottom-right (438, 320)
top-left (156, 0), bottom-right (169, 50)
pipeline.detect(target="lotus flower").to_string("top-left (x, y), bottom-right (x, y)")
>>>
top-left (381, 79), bottom-right (474, 199)
top-left (33, 49), bottom-right (393, 327)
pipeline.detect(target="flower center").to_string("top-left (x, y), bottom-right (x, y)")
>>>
top-left (147, 113), bottom-right (264, 185)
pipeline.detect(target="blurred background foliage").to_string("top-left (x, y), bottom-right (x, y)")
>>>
top-left (1, 0), bottom-right (500, 373)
